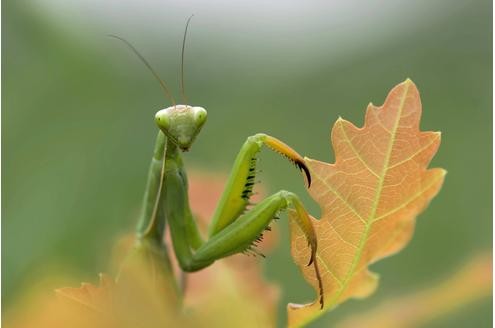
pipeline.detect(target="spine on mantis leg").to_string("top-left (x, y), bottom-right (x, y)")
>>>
top-left (208, 133), bottom-right (311, 237)
top-left (136, 131), bottom-right (167, 241)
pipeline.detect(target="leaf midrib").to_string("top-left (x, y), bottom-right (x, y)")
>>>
top-left (326, 82), bottom-right (410, 310)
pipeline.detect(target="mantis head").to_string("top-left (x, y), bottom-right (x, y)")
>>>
top-left (111, 16), bottom-right (205, 152)
top-left (155, 105), bottom-right (207, 151)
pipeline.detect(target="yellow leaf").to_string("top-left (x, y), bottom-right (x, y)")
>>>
top-left (7, 254), bottom-right (279, 328)
top-left (5, 171), bottom-right (279, 328)
top-left (288, 79), bottom-right (446, 327)
top-left (55, 273), bottom-right (114, 313)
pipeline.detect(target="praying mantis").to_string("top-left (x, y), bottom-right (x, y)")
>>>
top-left (111, 17), bottom-right (324, 308)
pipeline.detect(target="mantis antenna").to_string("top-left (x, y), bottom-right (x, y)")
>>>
top-left (109, 34), bottom-right (176, 106)
top-left (180, 15), bottom-right (194, 104)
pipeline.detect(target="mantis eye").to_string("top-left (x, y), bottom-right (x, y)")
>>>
top-left (192, 106), bottom-right (207, 126)
top-left (155, 109), bottom-right (170, 130)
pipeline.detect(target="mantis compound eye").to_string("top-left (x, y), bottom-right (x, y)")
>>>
top-left (155, 111), bottom-right (170, 129)
top-left (192, 106), bottom-right (207, 125)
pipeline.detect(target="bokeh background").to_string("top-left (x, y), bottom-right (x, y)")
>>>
top-left (3, 0), bottom-right (492, 327)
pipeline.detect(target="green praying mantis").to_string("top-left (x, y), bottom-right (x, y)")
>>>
top-left (111, 17), bottom-right (324, 308)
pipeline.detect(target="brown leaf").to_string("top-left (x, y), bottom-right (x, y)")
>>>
top-left (288, 79), bottom-right (446, 326)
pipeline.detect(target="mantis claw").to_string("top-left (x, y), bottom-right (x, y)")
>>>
top-left (306, 233), bottom-right (324, 309)
top-left (289, 194), bottom-right (324, 309)
top-left (306, 246), bottom-right (324, 309)
top-left (307, 242), bottom-right (316, 266)
top-left (314, 254), bottom-right (324, 309)
top-left (295, 160), bottom-right (312, 188)
top-left (262, 135), bottom-right (312, 187)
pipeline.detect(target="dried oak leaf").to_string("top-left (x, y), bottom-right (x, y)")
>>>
top-left (288, 79), bottom-right (446, 327)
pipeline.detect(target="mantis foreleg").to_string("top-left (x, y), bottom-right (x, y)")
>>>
top-left (136, 131), bottom-right (204, 254)
top-left (208, 133), bottom-right (311, 237)
top-left (166, 169), bottom-right (316, 272)
top-left (136, 131), bottom-right (167, 241)
top-left (161, 133), bottom-right (323, 306)
top-left (196, 190), bottom-right (316, 263)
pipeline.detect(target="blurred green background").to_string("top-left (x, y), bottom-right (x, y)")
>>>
top-left (3, 0), bottom-right (492, 327)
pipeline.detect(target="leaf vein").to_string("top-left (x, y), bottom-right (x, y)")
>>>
top-left (371, 173), bottom-right (443, 223)
top-left (317, 177), bottom-right (367, 224)
top-left (327, 81), bottom-right (410, 309)
top-left (339, 121), bottom-right (380, 178)
top-left (388, 134), bottom-right (440, 170)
